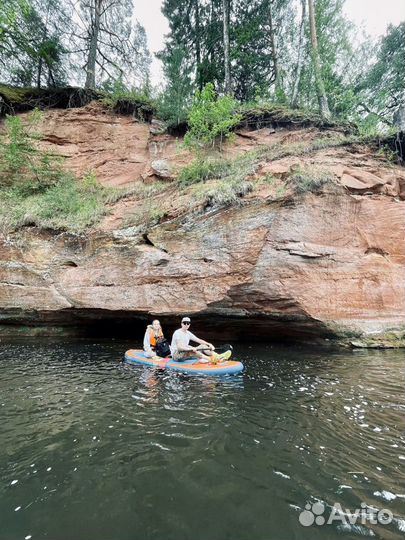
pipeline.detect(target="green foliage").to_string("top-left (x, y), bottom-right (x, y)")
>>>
top-left (179, 132), bottom-right (355, 189)
top-left (184, 83), bottom-right (242, 150)
top-left (124, 203), bottom-right (166, 229)
top-left (193, 177), bottom-right (253, 208)
top-left (161, 0), bottom-right (292, 101)
top-left (81, 170), bottom-right (99, 192)
top-left (179, 149), bottom-right (261, 186)
top-left (157, 45), bottom-right (193, 128)
top-left (0, 110), bottom-right (123, 232)
top-left (178, 156), bottom-right (232, 185)
top-left (175, 132), bottom-right (369, 215)
top-left (0, 175), bottom-right (108, 232)
top-left (0, 0), bottom-right (67, 88)
top-left (0, 110), bottom-right (64, 193)
top-left (357, 23), bottom-right (405, 122)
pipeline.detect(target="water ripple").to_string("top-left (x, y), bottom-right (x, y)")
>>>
top-left (0, 339), bottom-right (403, 540)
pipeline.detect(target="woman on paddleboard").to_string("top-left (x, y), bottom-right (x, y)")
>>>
top-left (143, 320), bottom-right (166, 358)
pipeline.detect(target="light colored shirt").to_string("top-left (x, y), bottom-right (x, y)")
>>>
top-left (170, 329), bottom-right (198, 355)
top-left (143, 328), bottom-right (153, 355)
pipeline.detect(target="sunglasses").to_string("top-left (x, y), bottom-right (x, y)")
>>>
top-left (182, 322), bottom-right (191, 325)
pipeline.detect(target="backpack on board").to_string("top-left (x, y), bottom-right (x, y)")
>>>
top-left (155, 337), bottom-right (171, 358)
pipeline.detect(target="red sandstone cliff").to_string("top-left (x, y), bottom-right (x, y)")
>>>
top-left (0, 103), bottom-right (404, 346)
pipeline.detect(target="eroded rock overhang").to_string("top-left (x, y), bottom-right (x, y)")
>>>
top-left (1, 189), bottom-right (404, 347)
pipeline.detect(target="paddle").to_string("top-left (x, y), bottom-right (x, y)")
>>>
top-left (197, 343), bottom-right (233, 354)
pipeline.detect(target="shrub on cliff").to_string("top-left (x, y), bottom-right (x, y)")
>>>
top-left (0, 111), bottom-right (65, 193)
top-left (184, 83), bottom-right (242, 150)
top-left (178, 156), bottom-right (232, 185)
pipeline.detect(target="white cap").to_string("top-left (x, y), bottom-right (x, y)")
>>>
top-left (181, 317), bottom-right (191, 323)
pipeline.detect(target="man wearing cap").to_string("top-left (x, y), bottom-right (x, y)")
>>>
top-left (171, 317), bottom-right (226, 363)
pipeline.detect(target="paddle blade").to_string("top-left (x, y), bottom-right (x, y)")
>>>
top-left (216, 343), bottom-right (233, 353)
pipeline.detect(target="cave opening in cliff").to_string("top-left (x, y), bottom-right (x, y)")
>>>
top-left (1, 309), bottom-right (335, 345)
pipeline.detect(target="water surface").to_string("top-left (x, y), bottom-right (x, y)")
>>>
top-left (0, 339), bottom-right (404, 540)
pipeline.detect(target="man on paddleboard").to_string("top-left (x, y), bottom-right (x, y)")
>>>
top-left (170, 317), bottom-right (231, 364)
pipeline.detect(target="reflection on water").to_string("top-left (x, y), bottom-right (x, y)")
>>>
top-left (0, 339), bottom-right (404, 540)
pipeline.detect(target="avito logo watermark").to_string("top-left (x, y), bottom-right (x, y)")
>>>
top-left (299, 501), bottom-right (393, 527)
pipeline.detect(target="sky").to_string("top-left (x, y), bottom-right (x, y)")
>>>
top-left (135, 0), bottom-right (405, 86)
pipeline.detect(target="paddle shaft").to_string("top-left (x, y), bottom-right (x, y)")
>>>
top-left (195, 344), bottom-right (233, 354)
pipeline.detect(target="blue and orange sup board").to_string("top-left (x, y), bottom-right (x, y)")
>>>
top-left (124, 349), bottom-right (243, 376)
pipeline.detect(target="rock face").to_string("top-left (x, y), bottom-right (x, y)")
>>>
top-left (18, 102), bottom-right (184, 187)
top-left (0, 104), bottom-right (404, 346)
top-left (1, 188), bottom-right (404, 346)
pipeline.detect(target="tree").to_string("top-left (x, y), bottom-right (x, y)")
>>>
top-left (184, 82), bottom-right (241, 150)
top-left (222, 0), bottom-right (232, 94)
top-left (69, 0), bottom-right (151, 89)
top-left (291, 0), bottom-right (306, 107)
top-left (231, 0), bottom-right (291, 101)
top-left (158, 45), bottom-right (194, 127)
top-left (358, 23), bottom-right (405, 125)
top-left (161, 0), bottom-right (293, 101)
top-left (268, 0), bottom-right (279, 93)
top-left (307, 0), bottom-right (330, 118)
top-left (0, 0), bottom-right (67, 87)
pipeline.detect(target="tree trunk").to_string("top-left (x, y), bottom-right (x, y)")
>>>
top-left (85, 0), bottom-right (101, 89)
top-left (222, 0), bottom-right (232, 94)
top-left (195, 0), bottom-right (202, 90)
top-left (308, 0), bottom-right (330, 118)
top-left (393, 105), bottom-right (405, 131)
top-left (291, 0), bottom-right (306, 107)
top-left (37, 1), bottom-right (51, 90)
top-left (37, 58), bottom-right (42, 89)
top-left (268, 0), bottom-right (279, 91)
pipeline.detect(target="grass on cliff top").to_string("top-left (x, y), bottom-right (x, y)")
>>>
top-left (101, 84), bottom-right (156, 121)
top-left (237, 101), bottom-right (354, 132)
top-left (0, 84), bottom-right (101, 115)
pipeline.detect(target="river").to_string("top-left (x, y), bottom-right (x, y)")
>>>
top-left (0, 339), bottom-right (404, 540)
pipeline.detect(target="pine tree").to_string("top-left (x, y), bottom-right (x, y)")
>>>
top-left (0, 0), bottom-right (67, 87)
top-left (158, 45), bottom-right (194, 127)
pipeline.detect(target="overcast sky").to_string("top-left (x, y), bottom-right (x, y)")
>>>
top-left (135, 0), bottom-right (405, 85)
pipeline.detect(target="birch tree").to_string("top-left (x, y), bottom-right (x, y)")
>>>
top-left (307, 0), bottom-right (330, 118)
top-left (291, 0), bottom-right (306, 107)
top-left (268, 0), bottom-right (279, 91)
top-left (222, 0), bottom-right (232, 94)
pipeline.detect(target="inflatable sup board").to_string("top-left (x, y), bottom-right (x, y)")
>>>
top-left (124, 349), bottom-right (243, 376)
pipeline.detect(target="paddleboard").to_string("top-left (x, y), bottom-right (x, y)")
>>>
top-left (124, 349), bottom-right (244, 376)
